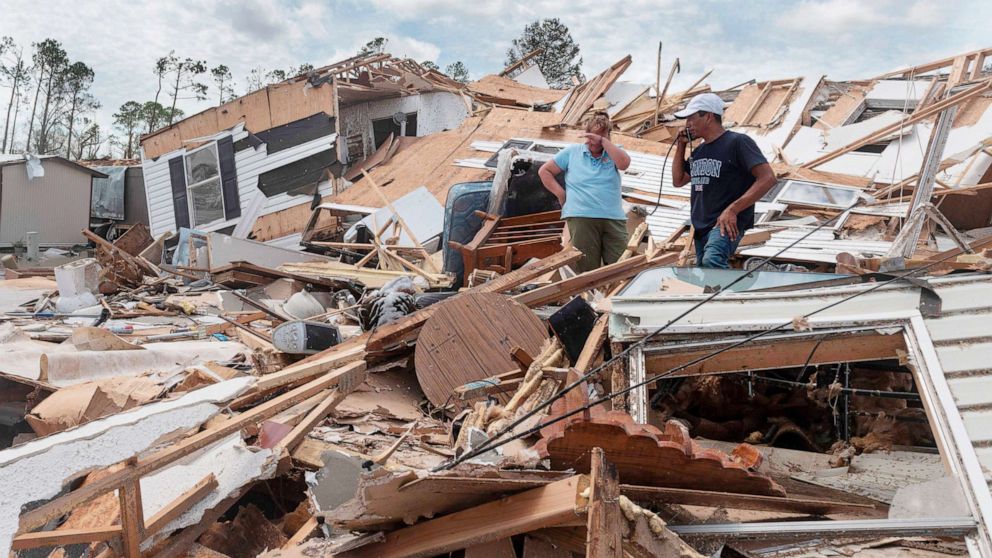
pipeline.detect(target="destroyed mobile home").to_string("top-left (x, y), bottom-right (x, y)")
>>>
top-left (1, 46), bottom-right (992, 558)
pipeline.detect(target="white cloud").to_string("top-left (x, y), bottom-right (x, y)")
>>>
top-left (775, 0), bottom-right (951, 34)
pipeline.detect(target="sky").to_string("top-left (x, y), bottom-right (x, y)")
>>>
top-left (0, 0), bottom-right (989, 155)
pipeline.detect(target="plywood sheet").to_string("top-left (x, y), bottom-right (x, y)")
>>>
top-left (177, 108), bottom-right (220, 144)
top-left (268, 81), bottom-right (336, 127)
top-left (468, 75), bottom-right (567, 107)
top-left (723, 83), bottom-right (763, 125)
top-left (414, 292), bottom-right (547, 409)
top-left (216, 90), bottom-right (273, 132)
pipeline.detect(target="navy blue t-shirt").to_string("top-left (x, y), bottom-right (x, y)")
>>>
top-left (687, 131), bottom-right (767, 233)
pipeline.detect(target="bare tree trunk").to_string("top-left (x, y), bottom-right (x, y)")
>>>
top-left (37, 68), bottom-right (57, 153)
top-left (1, 76), bottom-right (18, 153)
top-left (25, 62), bottom-right (45, 151)
top-left (9, 87), bottom-right (22, 152)
top-left (168, 67), bottom-right (183, 126)
top-left (65, 93), bottom-right (78, 158)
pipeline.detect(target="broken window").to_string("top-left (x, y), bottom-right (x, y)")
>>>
top-left (184, 143), bottom-right (225, 227)
top-left (774, 180), bottom-right (861, 209)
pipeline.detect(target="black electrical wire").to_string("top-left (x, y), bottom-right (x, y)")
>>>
top-left (648, 135), bottom-right (687, 217)
top-left (436, 242), bottom-right (962, 471)
top-left (443, 196), bottom-right (868, 467)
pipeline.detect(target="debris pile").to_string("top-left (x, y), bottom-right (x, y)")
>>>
top-left (2, 45), bottom-right (992, 558)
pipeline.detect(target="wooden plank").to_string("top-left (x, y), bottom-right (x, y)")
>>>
top-left (367, 247), bottom-right (582, 355)
top-left (253, 339), bottom-right (366, 392)
top-left (620, 484), bottom-right (876, 516)
top-left (18, 362), bottom-right (366, 535)
top-left (512, 251), bottom-right (679, 308)
top-left (574, 314), bottom-right (609, 373)
top-left (150, 485), bottom-right (250, 558)
top-left (143, 474), bottom-right (219, 536)
top-left (283, 516), bottom-right (320, 548)
top-left (275, 388), bottom-right (352, 451)
top-left (645, 329), bottom-right (905, 377)
top-left (390, 476), bottom-right (874, 516)
top-left (415, 292), bottom-right (548, 410)
top-left (873, 47), bottom-right (992, 79)
top-left (947, 55), bottom-right (969, 88)
top-left (335, 476), bottom-right (585, 558)
top-left (585, 448), bottom-right (623, 558)
top-left (10, 527), bottom-right (122, 550)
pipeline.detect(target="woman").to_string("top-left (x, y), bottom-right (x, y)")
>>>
top-left (538, 112), bottom-right (631, 272)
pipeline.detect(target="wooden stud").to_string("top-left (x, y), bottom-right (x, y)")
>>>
top-left (118, 461), bottom-right (144, 558)
top-left (283, 516), bottom-right (321, 548)
top-left (585, 448), bottom-right (623, 558)
top-left (10, 527), bottom-right (122, 551)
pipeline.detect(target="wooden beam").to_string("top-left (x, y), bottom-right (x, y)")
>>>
top-left (620, 484), bottom-right (876, 516)
top-left (143, 474), bottom-right (219, 536)
top-left (512, 251), bottom-right (679, 308)
top-left (644, 329), bottom-right (906, 378)
top-left (275, 388), bottom-right (352, 451)
top-left (18, 362), bottom-right (366, 535)
top-left (11, 527), bottom-right (121, 551)
top-left (585, 448), bottom-right (623, 558)
top-left (118, 472), bottom-right (144, 558)
top-left (872, 46), bottom-right (992, 80)
top-left (254, 342), bottom-right (366, 392)
top-left (740, 82), bottom-right (772, 126)
top-left (283, 516), bottom-right (320, 548)
top-left (336, 476), bottom-right (586, 558)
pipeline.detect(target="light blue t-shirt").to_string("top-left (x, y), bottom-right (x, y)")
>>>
top-left (553, 144), bottom-right (626, 220)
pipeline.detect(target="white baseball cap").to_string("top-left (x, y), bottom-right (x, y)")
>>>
top-left (674, 93), bottom-right (725, 118)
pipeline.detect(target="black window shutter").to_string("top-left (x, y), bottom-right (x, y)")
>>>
top-left (217, 137), bottom-right (241, 219)
top-left (168, 157), bottom-right (191, 230)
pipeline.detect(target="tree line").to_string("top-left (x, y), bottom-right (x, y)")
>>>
top-left (0, 19), bottom-right (582, 160)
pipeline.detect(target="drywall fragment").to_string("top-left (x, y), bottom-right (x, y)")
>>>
top-left (889, 476), bottom-right (970, 519)
top-left (140, 433), bottom-right (278, 549)
top-left (0, 377), bottom-right (254, 556)
top-left (306, 450), bottom-right (368, 514)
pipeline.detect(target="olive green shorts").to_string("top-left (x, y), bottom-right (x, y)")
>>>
top-left (565, 217), bottom-right (628, 273)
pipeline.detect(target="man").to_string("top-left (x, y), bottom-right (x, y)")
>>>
top-left (539, 112), bottom-right (632, 273)
top-left (672, 93), bottom-right (777, 268)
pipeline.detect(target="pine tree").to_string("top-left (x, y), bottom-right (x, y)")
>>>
top-left (444, 61), bottom-right (470, 83)
top-left (505, 19), bottom-right (583, 89)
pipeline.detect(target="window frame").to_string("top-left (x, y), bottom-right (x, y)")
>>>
top-left (183, 142), bottom-right (226, 228)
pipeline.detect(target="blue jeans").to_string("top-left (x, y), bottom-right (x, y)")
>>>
top-left (694, 227), bottom-right (743, 269)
